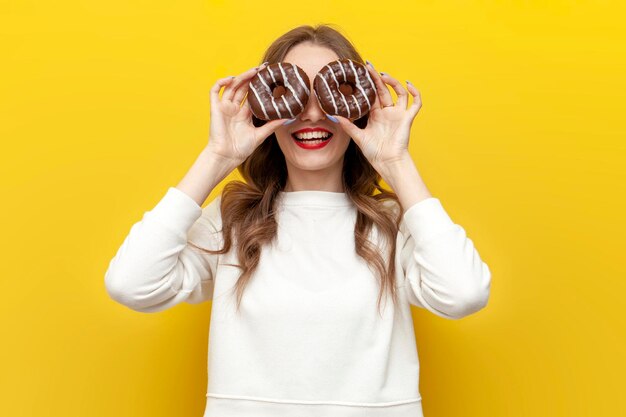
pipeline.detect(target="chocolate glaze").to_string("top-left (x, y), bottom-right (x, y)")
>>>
top-left (247, 63), bottom-right (311, 121)
top-left (313, 58), bottom-right (377, 121)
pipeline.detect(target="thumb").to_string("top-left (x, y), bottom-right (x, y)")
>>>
top-left (256, 118), bottom-right (290, 141)
top-left (334, 115), bottom-right (362, 144)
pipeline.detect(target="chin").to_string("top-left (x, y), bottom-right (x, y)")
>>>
top-left (279, 140), bottom-right (349, 169)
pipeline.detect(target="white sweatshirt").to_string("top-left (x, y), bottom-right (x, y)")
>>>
top-left (105, 186), bottom-right (491, 417)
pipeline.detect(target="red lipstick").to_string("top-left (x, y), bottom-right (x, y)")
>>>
top-left (291, 127), bottom-right (334, 150)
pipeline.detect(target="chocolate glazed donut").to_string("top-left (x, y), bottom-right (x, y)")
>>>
top-left (313, 58), bottom-right (377, 121)
top-left (247, 63), bottom-right (311, 121)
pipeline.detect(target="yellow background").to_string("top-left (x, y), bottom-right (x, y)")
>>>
top-left (1, 1), bottom-right (624, 416)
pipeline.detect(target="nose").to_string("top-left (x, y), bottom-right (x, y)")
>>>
top-left (298, 83), bottom-right (325, 122)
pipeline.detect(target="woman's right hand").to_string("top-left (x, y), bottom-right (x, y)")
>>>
top-left (205, 62), bottom-right (290, 166)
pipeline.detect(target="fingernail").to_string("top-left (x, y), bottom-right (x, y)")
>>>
top-left (282, 118), bottom-right (297, 125)
top-left (262, 61), bottom-right (269, 66)
top-left (380, 72), bottom-right (386, 76)
top-left (406, 80), bottom-right (411, 84)
top-left (326, 114), bottom-right (339, 123)
top-left (366, 60), bottom-right (375, 70)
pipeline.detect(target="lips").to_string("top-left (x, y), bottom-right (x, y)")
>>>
top-left (290, 127), bottom-right (333, 150)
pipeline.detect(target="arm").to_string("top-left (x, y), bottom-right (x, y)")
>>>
top-left (104, 187), bottom-right (223, 313)
top-left (383, 154), bottom-right (492, 320)
top-left (104, 149), bottom-right (235, 313)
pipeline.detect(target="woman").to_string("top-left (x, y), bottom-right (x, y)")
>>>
top-left (105, 24), bottom-right (491, 417)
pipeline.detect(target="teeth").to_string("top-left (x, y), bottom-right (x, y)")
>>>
top-left (294, 131), bottom-right (331, 140)
top-left (298, 139), bottom-right (327, 145)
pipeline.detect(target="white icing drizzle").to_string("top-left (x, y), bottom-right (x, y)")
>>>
top-left (339, 61), bottom-right (347, 81)
top-left (286, 63), bottom-right (307, 112)
top-left (281, 95), bottom-right (294, 118)
top-left (252, 60), bottom-right (373, 121)
top-left (277, 63), bottom-right (296, 117)
top-left (268, 65), bottom-right (277, 84)
top-left (256, 75), bottom-right (275, 119)
top-left (250, 83), bottom-right (269, 120)
top-left (321, 64), bottom-right (340, 116)
top-left (352, 94), bottom-right (361, 119)
top-left (363, 68), bottom-right (376, 94)
top-left (265, 67), bottom-right (283, 118)
top-left (270, 96), bottom-right (282, 118)
top-left (349, 60), bottom-right (371, 117)
top-left (340, 60), bottom-right (361, 118)
top-left (327, 66), bottom-right (350, 118)
top-left (292, 63), bottom-right (311, 99)
top-left (250, 64), bottom-right (312, 120)
top-left (265, 68), bottom-right (283, 117)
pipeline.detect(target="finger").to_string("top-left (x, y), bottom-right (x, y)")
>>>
top-left (334, 115), bottom-right (363, 145)
top-left (210, 76), bottom-right (236, 106)
top-left (222, 66), bottom-right (259, 102)
top-left (255, 117), bottom-right (290, 144)
top-left (383, 73), bottom-right (409, 110)
top-left (369, 90), bottom-right (381, 111)
top-left (233, 62), bottom-right (270, 106)
top-left (405, 81), bottom-right (422, 120)
top-left (239, 102), bottom-right (252, 120)
top-left (365, 62), bottom-right (393, 108)
top-left (233, 85), bottom-right (251, 108)
top-left (223, 63), bottom-right (266, 102)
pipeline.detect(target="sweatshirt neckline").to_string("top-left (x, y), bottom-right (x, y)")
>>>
top-left (277, 190), bottom-right (353, 207)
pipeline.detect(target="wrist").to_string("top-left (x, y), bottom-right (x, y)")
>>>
top-left (378, 153), bottom-right (433, 211)
top-left (201, 146), bottom-right (240, 172)
top-left (377, 152), bottom-right (414, 186)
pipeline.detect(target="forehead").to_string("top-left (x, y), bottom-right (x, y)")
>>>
top-left (283, 43), bottom-right (340, 79)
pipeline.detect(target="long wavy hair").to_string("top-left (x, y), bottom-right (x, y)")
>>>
top-left (192, 24), bottom-right (403, 317)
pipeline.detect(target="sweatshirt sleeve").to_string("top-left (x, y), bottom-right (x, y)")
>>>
top-left (397, 197), bottom-right (492, 320)
top-left (104, 186), bottom-right (222, 313)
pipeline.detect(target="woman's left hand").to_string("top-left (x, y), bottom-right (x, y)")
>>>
top-left (333, 62), bottom-right (422, 171)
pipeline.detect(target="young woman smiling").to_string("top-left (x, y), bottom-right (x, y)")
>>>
top-left (105, 24), bottom-right (491, 417)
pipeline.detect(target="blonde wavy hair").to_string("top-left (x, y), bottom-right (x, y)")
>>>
top-left (194, 24), bottom-right (403, 316)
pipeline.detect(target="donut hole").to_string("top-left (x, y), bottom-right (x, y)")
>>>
top-left (271, 84), bottom-right (287, 98)
top-left (338, 82), bottom-right (355, 96)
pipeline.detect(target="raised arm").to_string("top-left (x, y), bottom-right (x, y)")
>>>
top-left (104, 186), bottom-right (224, 313)
top-left (384, 155), bottom-right (491, 320)
top-left (396, 197), bottom-right (492, 319)
top-left (104, 65), bottom-right (303, 313)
